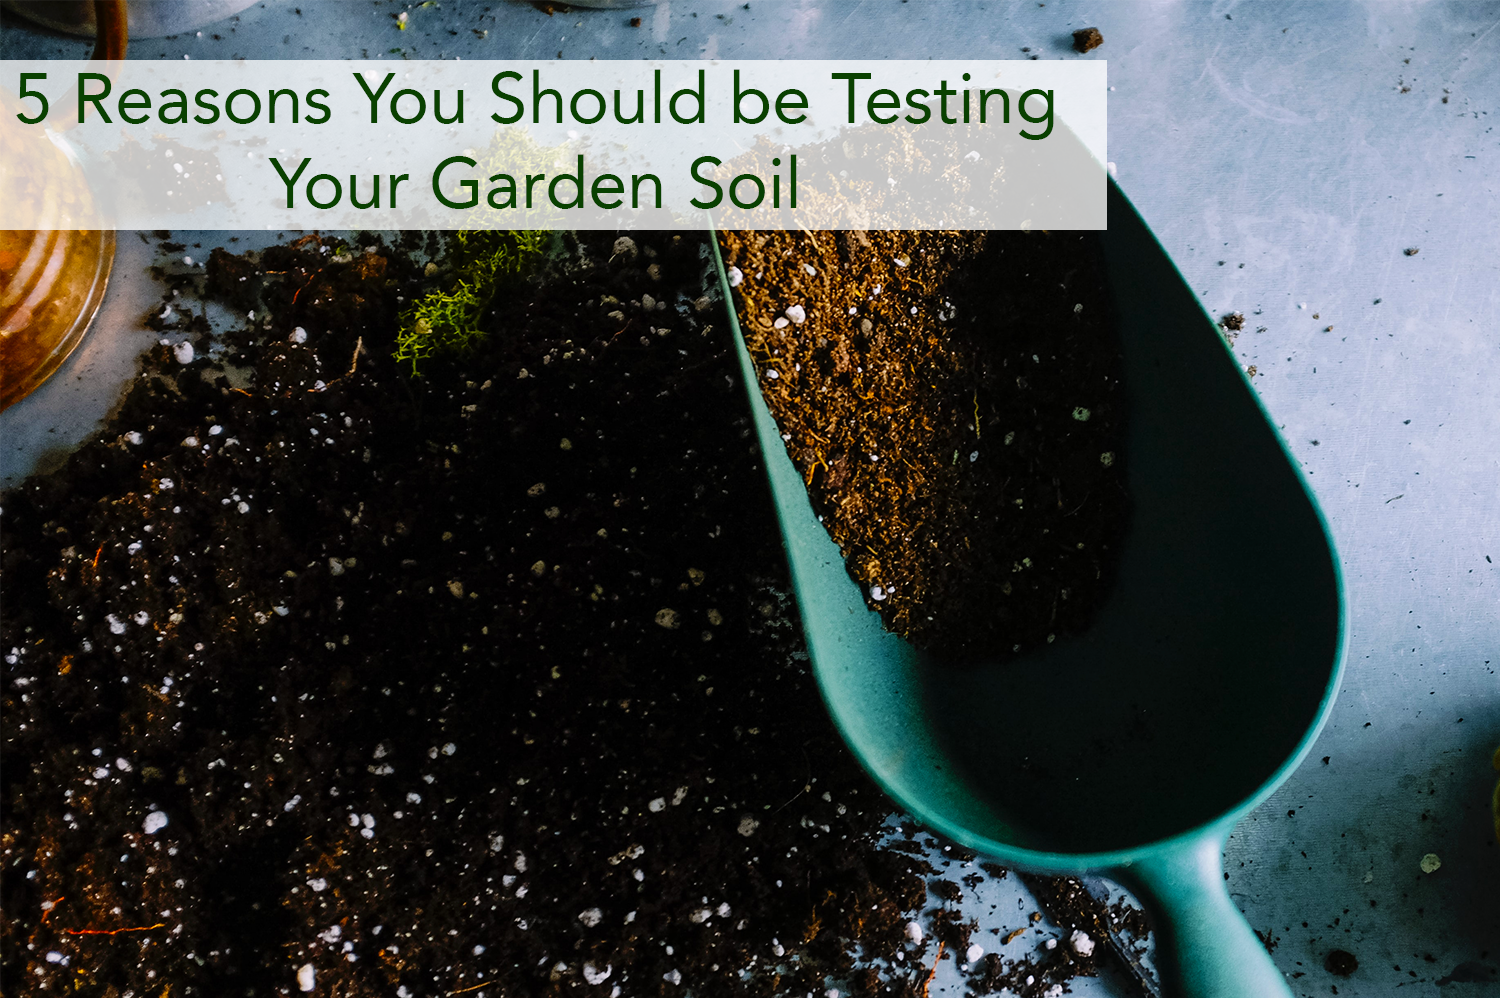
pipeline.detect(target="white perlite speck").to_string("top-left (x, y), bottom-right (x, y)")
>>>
top-left (307, 878), bottom-right (327, 892)
top-left (1069, 929), bottom-right (1095, 957)
top-left (583, 963), bottom-right (612, 985)
top-left (173, 341), bottom-right (194, 365)
top-left (870, 586), bottom-right (887, 601)
top-left (1420, 853), bottom-right (1441, 874)
top-left (579, 907), bottom-right (603, 927)
top-left (785, 305), bottom-right (807, 324)
top-left (737, 815), bottom-right (760, 837)
top-left (649, 797), bottom-right (666, 812)
top-left (663, 969), bottom-right (682, 985)
top-left (143, 811), bottom-right (168, 834)
top-left (297, 962), bottom-right (316, 991)
top-left (904, 921), bottom-right (923, 944)
top-left (965, 943), bottom-right (984, 963)
top-left (290, 327), bottom-right (308, 344)
top-left (726, 266), bottom-right (743, 288)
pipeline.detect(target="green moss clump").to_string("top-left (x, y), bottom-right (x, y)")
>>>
top-left (393, 229), bottom-right (549, 376)
top-left (394, 129), bottom-right (563, 376)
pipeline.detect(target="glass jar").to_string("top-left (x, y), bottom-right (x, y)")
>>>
top-left (1, 0), bottom-right (122, 411)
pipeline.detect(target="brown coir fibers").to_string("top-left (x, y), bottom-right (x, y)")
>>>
top-left (718, 230), bottom-right (1130, 662)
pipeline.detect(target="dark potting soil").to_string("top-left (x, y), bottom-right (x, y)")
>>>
top-left (718, 230), bottom-right (1130, 662)
top-left (2, 229), bottom-right (1147, 998)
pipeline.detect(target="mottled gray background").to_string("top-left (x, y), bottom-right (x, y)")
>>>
top-left (2, 3), bottom-right (1495, 996)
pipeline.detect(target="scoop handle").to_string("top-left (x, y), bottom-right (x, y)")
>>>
top-left (1114, 829), bottom-right (1291, 998)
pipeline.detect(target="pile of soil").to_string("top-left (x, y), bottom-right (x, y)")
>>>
top-left (718, 230), bottom-right (1129, 661)
top-left (2, 229), bottom-right (1147, 998)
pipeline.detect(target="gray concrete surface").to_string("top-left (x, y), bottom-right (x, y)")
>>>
top-left (3, 3), bottom-right (1496, 995)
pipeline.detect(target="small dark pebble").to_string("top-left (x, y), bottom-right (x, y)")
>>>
top-left (931, 879), bottom-right (964, 903)
top-left (1404, 247), bottom-right (1420, 256)
top-left (1073, 26), bottom-right (1104, 52)
top-left (1220, 312), bottom-right (1245, 331)
top-left (629, 16), bottom-right (641, 26)
top-left (1325, 949), bottom-right (1359, 976)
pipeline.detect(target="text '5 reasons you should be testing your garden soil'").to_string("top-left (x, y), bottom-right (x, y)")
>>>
top-left (4, 61), bottom-right (1106, 229)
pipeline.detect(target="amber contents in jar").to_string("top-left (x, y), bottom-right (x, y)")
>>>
top-left (1, 227), bottom-right (115, 409)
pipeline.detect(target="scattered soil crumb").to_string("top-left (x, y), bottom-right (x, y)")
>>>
top-left (1324, 949), bottom-right (1358, 976)
top-left (1073, 27), bottom-right (1104, 52)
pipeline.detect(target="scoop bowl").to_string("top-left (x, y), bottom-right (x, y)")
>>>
top-left (712, 180), bottom-right (1348, 997)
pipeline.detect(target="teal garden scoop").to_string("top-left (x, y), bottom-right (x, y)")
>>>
top-left (711, 181), bottom-right (1348, 998)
